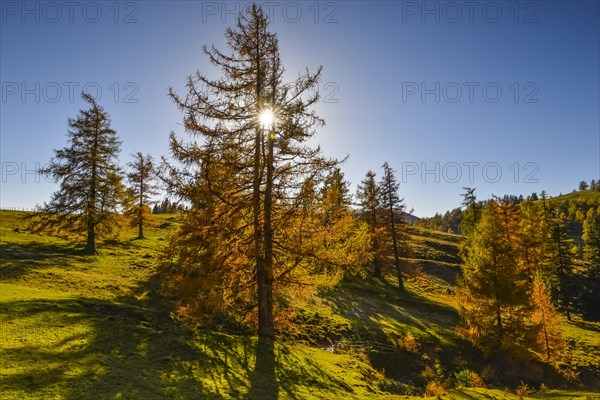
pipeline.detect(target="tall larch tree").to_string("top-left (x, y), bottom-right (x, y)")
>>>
top-left (126, 152), bottom-right (157, 239)
top-left (162, 4), bottom-right (340, 339)
top-left (531, 274), bottom-right (565, 363)
top-left (356, 170), bottom-right (383, 278)
top-left (457, 200), bottom-right (530, 351)
top-left (34, 93), bottom-right (124, 254)
top-left (379, 162), bottom-right (407, 291)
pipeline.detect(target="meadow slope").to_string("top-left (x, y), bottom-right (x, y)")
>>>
top-left (1, 210), bottom-right (599, 399)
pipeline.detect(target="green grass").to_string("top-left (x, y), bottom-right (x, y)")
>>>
top-left (1, 210), bottom-right (599, 399)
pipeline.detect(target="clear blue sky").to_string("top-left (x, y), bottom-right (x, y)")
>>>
top-left (1, 1), bottom-right (599, 217)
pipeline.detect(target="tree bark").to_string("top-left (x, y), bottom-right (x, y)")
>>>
top-left (389, 203), bottom-right (403, 291)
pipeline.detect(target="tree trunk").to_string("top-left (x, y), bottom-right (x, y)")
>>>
top-left (138, 190), bottom-right (144, 239)
top-left (84, 223), bottom-right (96, 254)
top-left (389, 204), bottom-right (403, 291)
top-left (372, 208), bottom-right (382, 279)
top-left (260, 128), bottom-right (275, 339)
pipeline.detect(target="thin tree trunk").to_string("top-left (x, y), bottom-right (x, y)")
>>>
top-left (541, 307), bottom-right (550, 360)
top-left (389, 203), bottom-right (403, 291)
top-left (138, 176), bottom-right (144, 239)
top-left (372, 206), bottom-right (382, 279)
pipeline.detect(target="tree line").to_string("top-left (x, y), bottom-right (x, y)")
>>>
top-left (457, 188), bottom-right (600, 363)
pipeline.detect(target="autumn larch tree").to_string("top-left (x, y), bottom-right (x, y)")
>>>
top-left (356, 170), bottom-right (383, 278)
top-left (379, 162), bottom-right (407, 291)
top-left (531, 274), bottom-right (565, 363)
top-left (457, 200), bottom-right (530, 351)
top-left (34, 93), bottom-right (124, 254)
top-left (126, 152), bottom-right (157, 239)
top-left (162, 4), bottom-right (341, 339)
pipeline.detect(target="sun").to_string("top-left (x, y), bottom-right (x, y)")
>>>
top-left (259, 109), bottom-right (274, 130)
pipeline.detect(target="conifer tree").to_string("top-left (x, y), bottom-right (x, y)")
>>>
top-left (356, 170), bottom-right (384, 278)
top-left (126, 152), bottom-right (157, 239)
top-left (34, 93), bottom-right (124, 254)
top-left (531, 274), bottom-right (565, 363)
top-left (162, 4), bottom-right (341, 338)
top-left (545, 213), bottom-right (574, 321)
top-left (581, 208), bottom-right (600, 320)
top-left (457, 200), bottom-right (530, 351)
top-left (379, 162), bottom-right (407, 291)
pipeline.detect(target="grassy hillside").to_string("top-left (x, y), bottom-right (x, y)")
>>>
top-left (1, 210), bottom-right (599, 399)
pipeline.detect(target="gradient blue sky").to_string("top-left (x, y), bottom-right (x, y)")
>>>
top-left (1, 1), bottom-right (599, 217)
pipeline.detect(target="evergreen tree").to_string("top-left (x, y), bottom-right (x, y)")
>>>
top-left (545, 213), bottom-right (574, 321)
top-left (126, 152), bottom-right (157, 239)
top-left (457, 200), bottom-right (530, 351)
top-left (459, 187), bottom-right (481, 235)
top-left (379, 162), bottom-right (407, 291)
top-left (33, 93), bottom-right (124, 254)
top-left (581, 208), bottom-right (600, 320)
top-left (356, 170), bottom-right (384, 278)
top-left (162, 4), bottom-right (341, 338)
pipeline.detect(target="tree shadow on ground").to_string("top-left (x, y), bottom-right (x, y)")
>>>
top-left (1, 272), bottom-right (365, 399)
top-left (246, 337), bottom-right (278, 400)
top-left (0, 241), bottom-right (81, 279)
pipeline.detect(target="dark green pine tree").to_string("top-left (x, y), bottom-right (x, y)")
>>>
top-left (356, 170), bottom-right (383, 278)
top-left (545, 213), bottom-right (574, 321)
top-left (581, 208), bottom-right (600, 320)
top-left (126, 152), bottom-right (157, 239)
top-left (34, 93), bottom-right (124, 254)
top-left (379, 162), bottom-right (407, 291)
top-left (459, 186), bottom-right (481, 236)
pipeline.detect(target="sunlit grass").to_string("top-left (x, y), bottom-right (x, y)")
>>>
top-left (1, 210), bottom-right (599, 399)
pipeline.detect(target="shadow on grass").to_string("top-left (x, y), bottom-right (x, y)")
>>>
top-left (246, 337), bottom-right (278, 400)
top-left (1, 274), bottom-right (364, 399)
top-left (0, 241), bottom-right (83, 279)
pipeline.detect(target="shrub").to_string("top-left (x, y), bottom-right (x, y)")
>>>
top-left (515, 382), bottom-right (530, 399)
top-left (425, 381), bottom-right (445, 397)
top-left (454, 369), bottom-right (484, 388)
top-left (397, 332), bottom-right (418, 352)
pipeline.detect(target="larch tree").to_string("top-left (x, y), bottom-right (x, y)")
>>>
top-left (356, 170), bottom-right (384, 278)
top-left (161, 4), bottom-right (343, 339)
top-left (33, 93), bottom-right (124, 254)
top-left (531, 274), bottom-right (565, 363)
top-left (518, 199), bottom-right (548, 273)
top-left (126, 152), bottom-right (157, 239)
top-left (457, 200), bottom-right (530, 351)
top-left (379, 162), bottom-right (407, 291)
